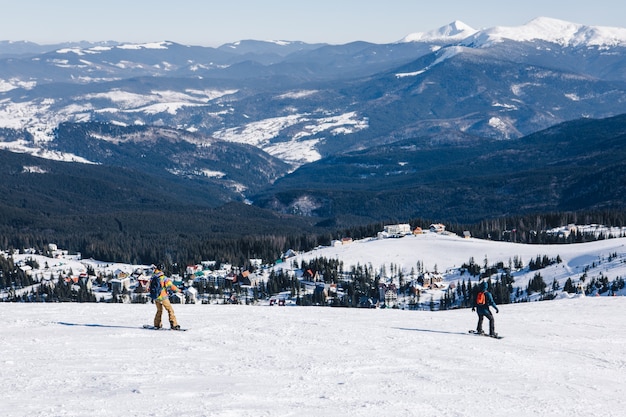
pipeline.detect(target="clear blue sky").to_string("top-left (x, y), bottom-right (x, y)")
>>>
top-left (0, 0), bottom-right (623, 46)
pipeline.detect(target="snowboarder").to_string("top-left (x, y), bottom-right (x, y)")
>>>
top-left (151, 266), bottom-right (182, 330)
top-left (472, 280), bottom-right (499, 337)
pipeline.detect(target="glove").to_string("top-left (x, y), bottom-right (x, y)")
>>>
top-left (495, 308), bottom-right (499, 314)
top-left (471, 307), bottom-right (475, 312)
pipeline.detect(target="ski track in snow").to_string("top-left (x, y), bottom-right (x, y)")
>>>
top-left (1, 298), bottom-right (625, 417)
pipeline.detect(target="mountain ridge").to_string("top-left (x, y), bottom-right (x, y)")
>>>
top-left (0, 17), bottom-right (625, 237)
top-left (4, 16), bottom-right (626, 52)
top-left (464, 17), bottom-right (626, 48)
top-left (252, 113), bottom-right (626, 223)
top-left (1, 16), bottom-right (624, 155)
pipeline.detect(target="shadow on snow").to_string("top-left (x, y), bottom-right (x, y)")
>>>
top-left (393, 327), bottom-right (468, 336)
top-left (57, 321), bottom-right (140, 330)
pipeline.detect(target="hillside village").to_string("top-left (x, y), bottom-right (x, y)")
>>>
top-left (1, 223), bottom-right (626, 308)
top-left (0, 223), bottom-right (442, 305)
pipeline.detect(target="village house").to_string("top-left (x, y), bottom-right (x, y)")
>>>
top-left (430, 223), bottom-right (446, 233)
top-left (169, 291), bottom-right (186, 304)
top-left (421, 272), bottom-right (444, 289)
top-left (185, 286), bottom-right (198, 304)
top-left (378, 282), bottom-right (398, 307)
top-left (48, 243), bottom-right (77, 259)
top-left (193, 271), bottom-right (227, 288)
top-left (186, 264), bottom-right (203, 276)
top-left (378, 223), bottom-right (411, 239)
top-left (300, 268), bottom-right (324, 283)
top-left (249, 259), bottom-right (263, 268)
top-left (110, 275), bottom-right (131, 294)
top-left (78, 273), bottom-right (92, 291)
top-left (202, 260), bottom-right (217, 269)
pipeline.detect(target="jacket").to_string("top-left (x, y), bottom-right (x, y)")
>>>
top-left (473, 281), bottom-right (498, 314)
top-left (153, 271), bottom-right (179, 301)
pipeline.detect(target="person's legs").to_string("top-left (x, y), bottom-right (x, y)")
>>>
top-left (484, 311), bottom-right (495, 335)
top-left (162, 298), bottom-right (179, 328)
top-left (154, 300), bottom-right (164, 328)
top-left (477, 313), bottom-right (484, 333)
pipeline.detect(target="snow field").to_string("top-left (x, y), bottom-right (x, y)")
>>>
top-left (1, 297), bottom-right (625, 417)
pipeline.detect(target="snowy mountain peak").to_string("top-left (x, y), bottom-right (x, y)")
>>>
top-left (400, 20), bottom-right (477, 43)
top-left (54, 41), bottom-right (172, 55)
top-left (116, 41), bottom-right (172, 50)
top-left (466, 17), bottom-right (626, 48)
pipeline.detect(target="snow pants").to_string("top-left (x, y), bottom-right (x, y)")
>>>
top-left (154, 298), bottom-right (179, 328)
top-left (477, 310), bottom-right (495, 335)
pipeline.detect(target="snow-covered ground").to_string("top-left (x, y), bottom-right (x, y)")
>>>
top-left (283, 232), bottom-right (626, 298)
top-left (291, 232), bottom-right (626, 276)
top-left (1, 297), bottom-right (625, 417)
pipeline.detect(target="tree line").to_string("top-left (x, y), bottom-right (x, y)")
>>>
top-left (2, 209), bottom-right (626, 303)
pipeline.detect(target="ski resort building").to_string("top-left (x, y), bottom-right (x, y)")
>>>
top-left (429, 223), bottom-right (446, 233)
top-left (378, 223), bottom-right (411, 238)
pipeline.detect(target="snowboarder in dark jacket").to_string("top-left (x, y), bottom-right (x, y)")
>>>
top-left (472, 280), bottom-right (499, 337)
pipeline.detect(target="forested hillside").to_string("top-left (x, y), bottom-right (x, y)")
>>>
top-left (253, 114), bottom-right (626, 223)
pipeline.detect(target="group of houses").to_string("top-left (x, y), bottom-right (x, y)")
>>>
top-left (375, 223), bottom-right (455, 239)
top-left (7, 222), bottom-right (456, 305)
top-left (270, 223), bottom-right (453, 308)
top-left (546, 224), bottom-right (626, 239)
top-left (328, 223), bottom-right (453, 245)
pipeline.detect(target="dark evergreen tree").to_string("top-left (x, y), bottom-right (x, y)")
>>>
top-left (527, 273), bottom-right (547, 295)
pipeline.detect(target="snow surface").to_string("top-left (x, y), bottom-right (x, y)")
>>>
top-left (0, 139), bottom-right (95, 163)
top-left (3, 231), bottom-right (626, 416)
top-left (401, 17), bottom-right (626, 47)
top-left (396, 46), bottom-right (467, 78)
top-left (401, 20), bottom-right (477, 43)
top-left (1, 297), bottom-right (625, 417)
top-left (466, 17), bottom-right (626, 48)
top-left (116, 42), bottom-right (172, 50)
top-left (211, 111), bottom-right (368, 166)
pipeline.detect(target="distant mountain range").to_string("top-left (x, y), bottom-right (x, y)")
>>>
top-left (0, 17), bottom-right (625, 234)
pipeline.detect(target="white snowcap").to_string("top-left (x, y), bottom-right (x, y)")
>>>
top-left (464, 17), bottom-right (626, 47)
top-left (400, 21), bottom-right (477, 43)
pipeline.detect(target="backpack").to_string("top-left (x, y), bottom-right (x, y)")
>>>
top-left (476, 291), bottom-right (486, 306)
top-left (149, 274), bottom-right (162, 300)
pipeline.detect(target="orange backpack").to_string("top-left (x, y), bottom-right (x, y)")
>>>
top-left (476, 291), bottom-right (486, 306)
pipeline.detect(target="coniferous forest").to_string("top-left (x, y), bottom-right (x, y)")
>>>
top-left (1, 208), bottom-right (625, 268)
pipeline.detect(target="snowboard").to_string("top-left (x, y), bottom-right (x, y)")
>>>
top-left (469, 330), bottom-right (503, 339)
top-left (143, 325), bottom-right (188, 331)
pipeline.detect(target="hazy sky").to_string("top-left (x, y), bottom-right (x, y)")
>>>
top-left (0, 0), bottom-right (624, 46)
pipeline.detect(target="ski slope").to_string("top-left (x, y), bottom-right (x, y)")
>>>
top-left (283, 233), bottom-right (626, 298)
top-left (291, 232), bottom-right (626, 276)
top-left (1, 298), bottom-right (625, 417)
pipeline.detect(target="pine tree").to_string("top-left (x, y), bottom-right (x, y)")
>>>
top-left (563, 277), bottom-right (576, 293)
